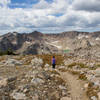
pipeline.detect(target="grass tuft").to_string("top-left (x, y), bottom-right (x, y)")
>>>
top-left (78, 73), bottom-right (87, 80)
top-left (67, 62), bottom-right (88, 69)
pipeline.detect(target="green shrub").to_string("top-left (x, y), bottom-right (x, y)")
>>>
top-left (78, 63), bottom-right (88, 68)
top-left (96, 64), bottom-right (100, 67)
top-left (0, 49), bottom-right (15, 56)
top-left (5, 49), bottom-right (14, 55)
top-left (67, 62), bottom-right (88, 69)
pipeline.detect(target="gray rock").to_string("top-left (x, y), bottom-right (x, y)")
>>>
top-left (0, 78), bottom-right (8, 87)
top-left (89, 63), bottom-right (95, 68)
top-left (25, 70), bottom-right (38, 78)
top-left (31, 78), bottom-right (44, 85)
top-left (31, 58), bottom-right (43, 67)
top-left (23, 88), bottom-right (29, 93)
top-left (94, 68), bottom-right (100, 77)
top-left (8, 76), bottom-right (17, 82)
top-left (42, 72), bottom-right (51, 80)
top-left (86, 74), bottom-right (95, 81)
top-left (59, 85), bottom-right (66, 90)
top-left (2, 96), bottom-right (10, 100)
top-left (11, 92), bottom-right (27, 100)
top-left (45, 64), bottom-right (49, 67)
top-left (94, 80), bottom-right (100, 85)
top-left (5, 59), bottom-right (22, 66)
top-left (91, 96), bottom-right (97, 100)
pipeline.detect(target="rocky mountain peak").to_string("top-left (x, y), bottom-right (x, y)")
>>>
top-left (29, 31), bottom-right (43, 36)
top-left (28, 31), bottom-right (44, 40)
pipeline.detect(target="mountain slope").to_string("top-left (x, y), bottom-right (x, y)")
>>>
top-left (0, 31), bottom-right (100, 55)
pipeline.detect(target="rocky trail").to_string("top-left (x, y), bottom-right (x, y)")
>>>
top-left (59, 70), bottom-right (89, 100)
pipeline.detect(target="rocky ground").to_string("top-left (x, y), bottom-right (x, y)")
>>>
top-left (0, 55), bottom-right (69, 100)
top-left (0, 55), bottom-right (100, 100)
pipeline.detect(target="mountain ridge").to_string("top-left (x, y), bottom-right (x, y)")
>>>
top-left (0, 31), bottom-right (100, 55)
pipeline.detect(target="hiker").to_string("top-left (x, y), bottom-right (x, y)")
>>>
top-left (52, 56), bottom-right (56, 69)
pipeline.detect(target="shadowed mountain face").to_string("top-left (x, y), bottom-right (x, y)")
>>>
top-left (0, 31), bottom-right (100, 55)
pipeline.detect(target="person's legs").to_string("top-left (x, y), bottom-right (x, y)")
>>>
top-left (52, 64), bottom-right (54, 68)
top-left (52, 64), bottom-right (55, 69)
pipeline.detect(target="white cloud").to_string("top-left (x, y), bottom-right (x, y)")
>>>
top-left (0, 0), bottom-right (69, 34)
top-left (0, 0), bottom-right (100, 34)
top-left (32, 0), bottom-right (50, 9)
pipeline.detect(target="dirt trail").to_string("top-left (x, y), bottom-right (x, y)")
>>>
top-left (60, 71), bottom-right (89, 100)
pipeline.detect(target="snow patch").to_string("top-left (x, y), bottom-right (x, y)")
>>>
top-left (54, 45), bottom-right (62, 49)
top-left (46, 42), bottom-right (62, 49)
top-left (51, 41), bottom-right (59, 43)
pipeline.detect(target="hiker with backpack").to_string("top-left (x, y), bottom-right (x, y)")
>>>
top-left (52, 56), bottom-right (56, 69)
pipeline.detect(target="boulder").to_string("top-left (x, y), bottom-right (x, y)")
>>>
top-left (59, 85), bottom-right (66, 90)
top-left (86, 74), bottom-right (95, 81)
top-left (89, 63), bottom-right (95, 68)
top-left (93, 80), bottom-right (100, 87)
top-left (31, 78), bottom-right (44, 85)
top-left (45, 64), bottom-right (49, 67)
top-left (5, 59), bottom-right (22, 66)
top-left (25, 70), bottom-right (38, 78)
top-left (91, 96), bottom-right (97, 100)
top-left (11, 92), bottom-right (27, 100)
top-left (8, 76), bottom-right (17, 82)
top-left (0, 78), bottom-right (8, 87)
top-left (31, 58), bottom-right (43, 67)
top-left (94, 68), bottom-right (100, 77)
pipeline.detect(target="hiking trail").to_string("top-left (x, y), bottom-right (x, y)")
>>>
top-left (59, 71), bottom-right (89, 100)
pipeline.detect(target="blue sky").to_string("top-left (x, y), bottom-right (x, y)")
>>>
top-left (11, 0), bottom-right (53, 4)
top-left (9, 0), bottom-right (54, 8)
top-left (0, 0), bottom-right (100, 34)
top-left (9, 0), bottom-right (39, 8)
